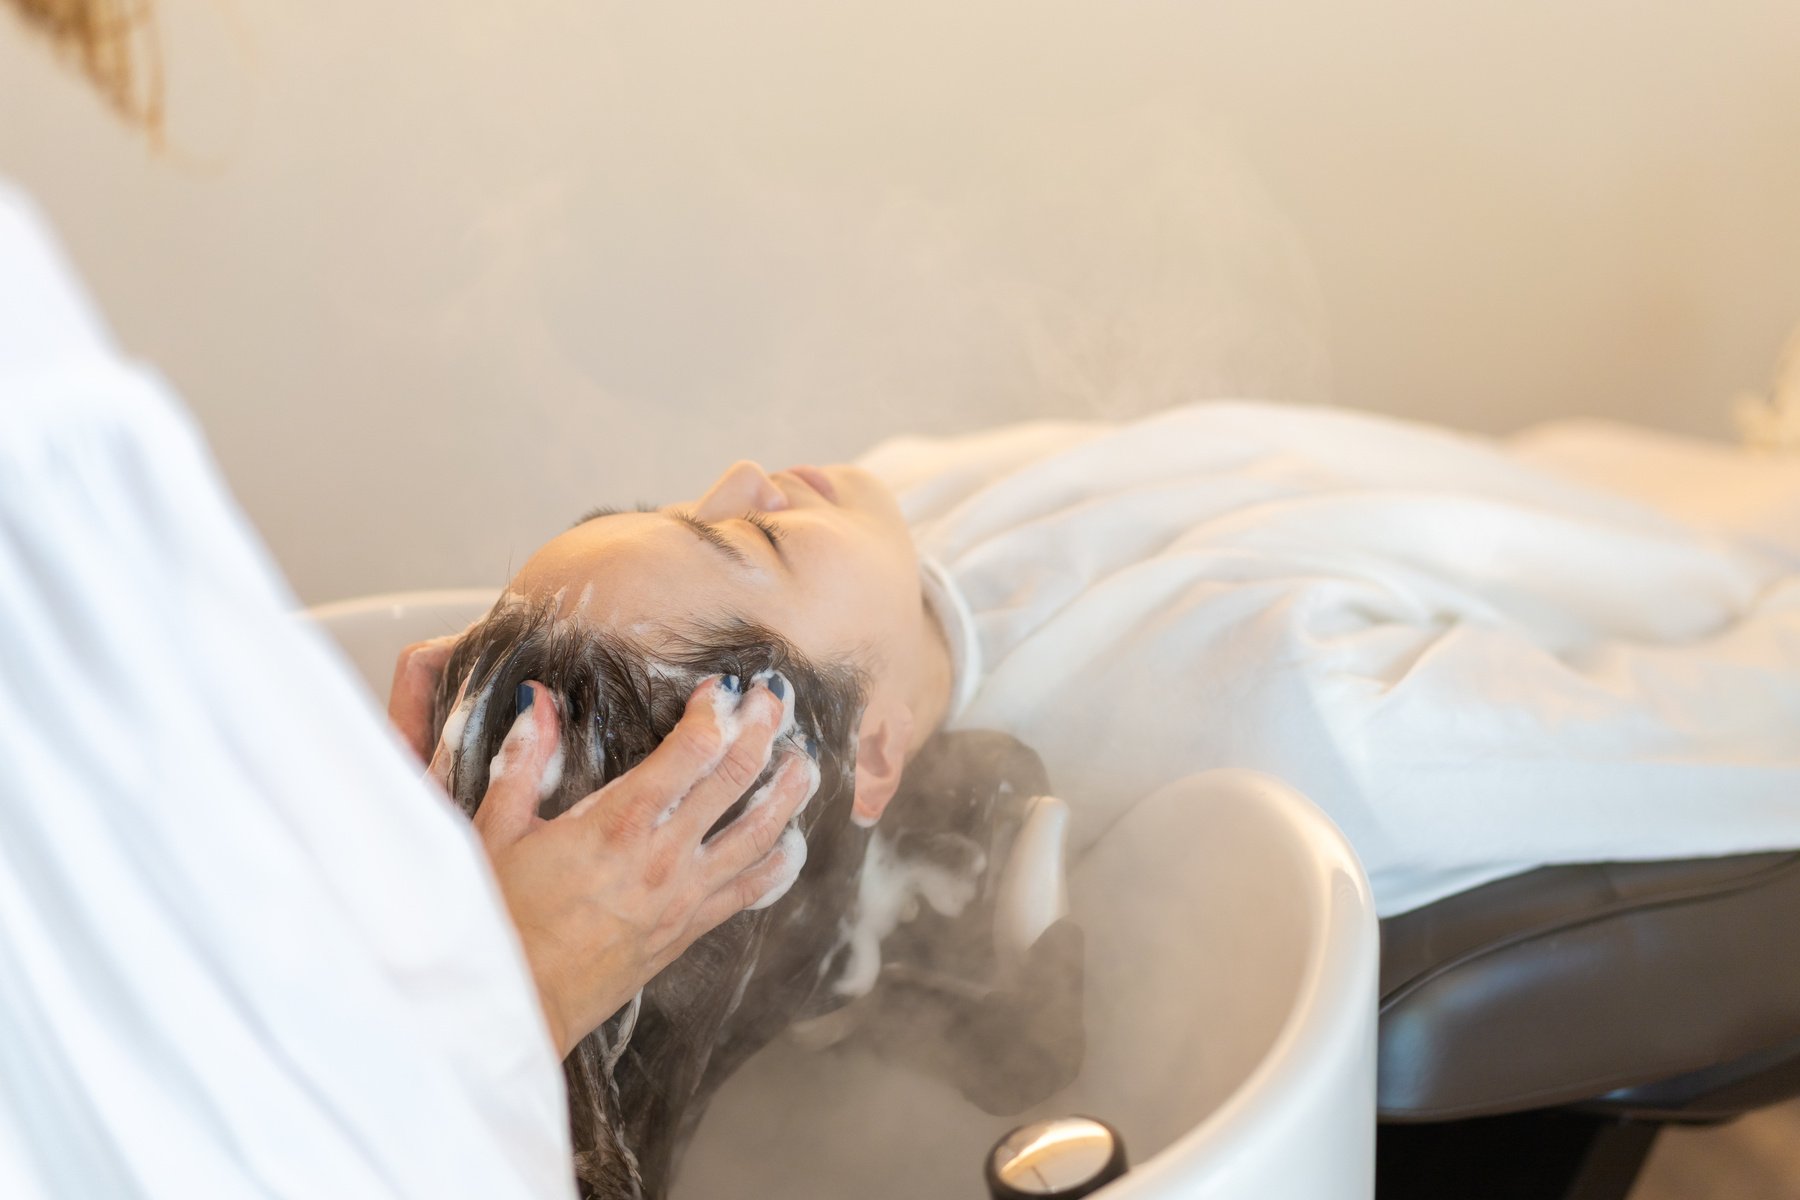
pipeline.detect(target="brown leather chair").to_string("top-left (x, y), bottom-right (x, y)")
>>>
top-left (1374, 852), bottom-right (1800, 1199)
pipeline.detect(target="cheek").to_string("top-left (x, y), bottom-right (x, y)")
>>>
top-left (823, 520), bottom-right (914, 594)
top-left (774, 538), bottom-right (911, 649)
top-left (833, 548), bottom-right (920, 642)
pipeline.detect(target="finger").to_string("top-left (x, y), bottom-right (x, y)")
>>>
top-left (697, 748), bottom-right (819, 887)
top-left (388, 636), bottom-right (457, 762)
top-left (472, 682), bottom-right (564, 852)
top-left (426, 666), bottom-right (474, 790)
top-left (565, 675), bottom-right (783, 837)
top-left (426, 733), bottom-right (456, 791)
top-left (693, 826), bottom-right (810, 933)
top-left (661, 685), bottom-right (801, 850)
top-left (657, 675), bottom-right (793, 845)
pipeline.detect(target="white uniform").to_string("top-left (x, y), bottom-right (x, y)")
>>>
top-left (0, 184), bottom-right (573, 1198)
top-left (864, 403), bottom-right (1800, 915)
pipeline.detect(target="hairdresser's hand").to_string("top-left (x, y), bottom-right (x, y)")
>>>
top-left (388, 635), bottom-right (458, 763)
top-left (475, 676), bottom-right (818, 1058)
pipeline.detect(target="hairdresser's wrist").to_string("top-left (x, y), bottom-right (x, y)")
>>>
top-left (517, 928), bottom-right (636, 1060)
top-left (535, 979), bottom-right (575, 1062)
top-left (517, 929), bottom-right (588, 1060)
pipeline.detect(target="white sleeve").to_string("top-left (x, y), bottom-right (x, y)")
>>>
top-left (0, 184), bottom-right (117, 371)
top-left (0, 191), bottom-right (573, 1199)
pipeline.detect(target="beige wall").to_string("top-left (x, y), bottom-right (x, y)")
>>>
top-left (4, 0), bottom-right (1798, 604)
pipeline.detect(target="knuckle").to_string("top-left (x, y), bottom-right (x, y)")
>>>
top-left (641, 846), bottom-right (677, 892)
top-left (748, 810), bottom-right (786, 859)
top-left (715, 741), bottom-right (766, 793)
top-left (734, 871), bottom-right (771, 911)
top-left (779, 759), bottom-right (815, 809)
top-left (598, 796), bottom-right (652, 845)
top-left (668, 719), bottom-right (724, 768)
top-left (713, 808), bottom-right (782, 874)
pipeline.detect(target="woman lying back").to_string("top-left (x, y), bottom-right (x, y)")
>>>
top-left (428, 461), bottom-right (990, 1197)
top-left (431, 399), bottom-right (1800, 1195)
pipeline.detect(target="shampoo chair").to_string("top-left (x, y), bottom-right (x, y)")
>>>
top-left (1376, 851), bottom-right (1800, 1199)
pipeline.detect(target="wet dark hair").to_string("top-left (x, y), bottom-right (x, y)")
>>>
top-left (430, 598), bottom-right (872, 1199)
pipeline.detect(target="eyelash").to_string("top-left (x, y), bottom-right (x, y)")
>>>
top-left (743, 512), bottom-right (784, 547)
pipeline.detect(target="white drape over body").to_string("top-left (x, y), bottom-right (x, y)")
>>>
top-left (865, 403), bottom-right (1800, 914)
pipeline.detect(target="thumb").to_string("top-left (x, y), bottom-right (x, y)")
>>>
top-left (473, 682), bottom-right (564, 852)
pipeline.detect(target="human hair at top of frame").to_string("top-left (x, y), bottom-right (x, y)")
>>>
top-left (6, 0), bottom-right (163, 134)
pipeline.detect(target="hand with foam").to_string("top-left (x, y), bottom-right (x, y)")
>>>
top-left (473, 673), bottom-right (817, 1058)
top-left (388, 634), bottom-right (459, 763)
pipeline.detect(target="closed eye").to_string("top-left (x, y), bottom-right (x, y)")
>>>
top-left (742, 511), bottom-right (784, 549)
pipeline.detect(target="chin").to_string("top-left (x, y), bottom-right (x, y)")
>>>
top-left (835, 466), bottom-right (909, 527)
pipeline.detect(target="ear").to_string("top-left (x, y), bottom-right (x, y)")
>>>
top-left (851, 700), bottom-right (914, 827)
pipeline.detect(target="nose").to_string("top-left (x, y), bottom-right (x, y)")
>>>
top-left (693, 460), bottom-right (789, 521)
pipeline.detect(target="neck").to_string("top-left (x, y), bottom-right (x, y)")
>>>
top-left (905, 593), bottom-right (956, 755)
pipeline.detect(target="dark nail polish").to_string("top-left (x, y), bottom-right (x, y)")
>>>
top-left (802, 735), bottom-right (819, 761)
top-left (720, 674), bottom-right (742, 695)
top-left (516, 683), bottom-right (534, 713)
top-left (767, 674), bottom-right (789, 702)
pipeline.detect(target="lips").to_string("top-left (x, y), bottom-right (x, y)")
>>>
top-left (785, 465), bottom-right (839, 504)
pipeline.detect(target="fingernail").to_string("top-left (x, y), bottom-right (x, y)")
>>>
top-left (767, 674), bottom-right (788, 702)
top-left (516, 683), bottom-right (534, 713)
top-left (720, 674), bottom-right (742, 695)
top-left (802, 734), bottom-right (819, 761)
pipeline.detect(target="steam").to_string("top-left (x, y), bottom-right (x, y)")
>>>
top-left (426, 0), bottom-right (1329, 507)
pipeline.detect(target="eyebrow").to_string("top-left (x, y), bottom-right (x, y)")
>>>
top-left (571, 503), bottom-right (644, 528)
top-left (570, 503), bottom-right (751, 567)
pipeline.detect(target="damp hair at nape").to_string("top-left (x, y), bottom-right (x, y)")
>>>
top-left (427, 597), bottom-right (873, 1200)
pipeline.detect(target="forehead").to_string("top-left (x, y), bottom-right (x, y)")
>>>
top-left (512, 512), bottom-right (759, 626)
